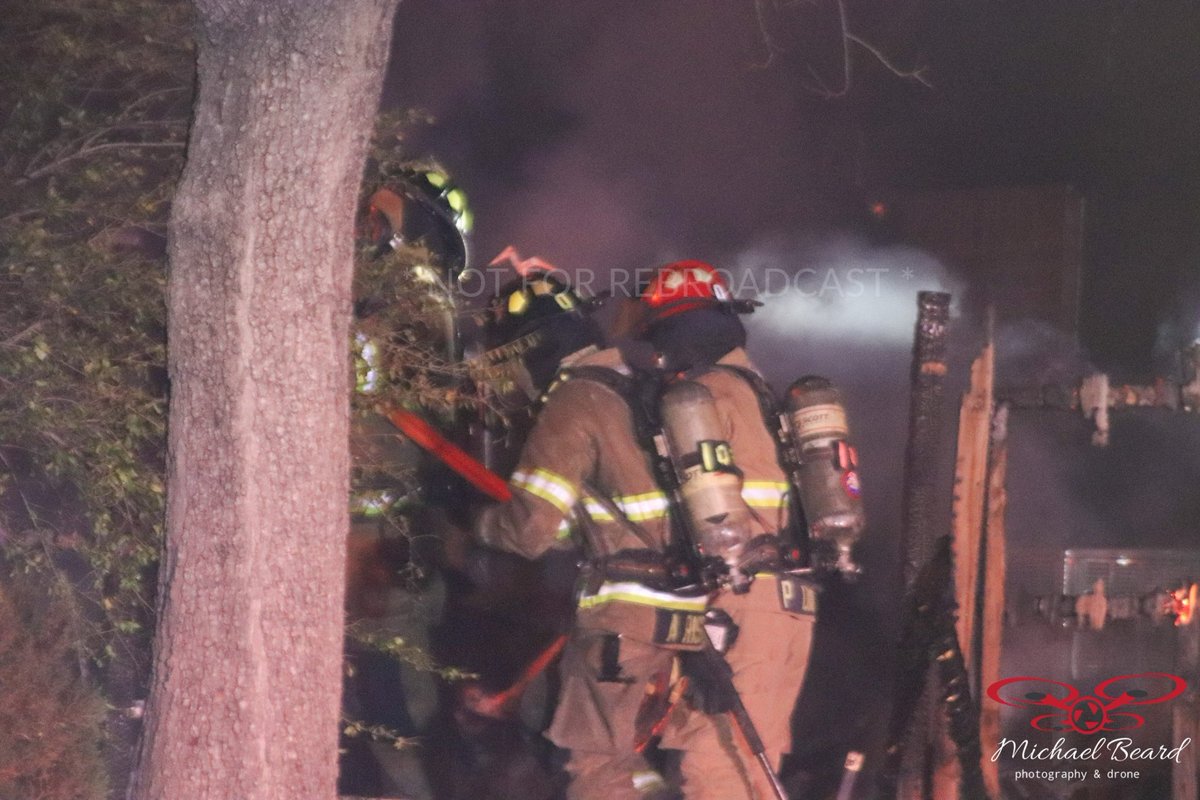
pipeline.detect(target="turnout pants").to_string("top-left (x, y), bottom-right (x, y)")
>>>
top-left (665, 576), bottom-right (816, 800)
top-left (549, 624), bottom-right (677, 800)
top-left (549, 577), bottom-right (815, 800)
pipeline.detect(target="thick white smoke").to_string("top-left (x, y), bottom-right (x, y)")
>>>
top-left (733, 234), bottom-right (963, 351)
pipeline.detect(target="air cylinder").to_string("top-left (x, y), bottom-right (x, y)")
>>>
top-left (785, 375), bottom-right (865, 572)
top-left (660, 380), bottom-right (754, 578)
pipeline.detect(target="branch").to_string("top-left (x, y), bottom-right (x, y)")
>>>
top-left (0, 447), bottom-right (45, 536)
top-left (800, 63), bottom-right (840, 99)
top-left (1, 321), bottom-right (44, 349)
top-left (24, 116), bottom-right (187, 176)
top-left (846, 30), bottom-right (933, 88)
top-left (754, 0), bottom-right (933, 95)
top-left (800, 0), bottom-right (855, 99)
top-left (20, 141), bottom-right (186, 184)
top-left (119, 87), bottom-right (190, 118)
top-left (0, 208), bottom-right (42, 226)
top-left (837, 0), bottom-right (852, 92)
top-left (752, 0), bottom-right (786, 68)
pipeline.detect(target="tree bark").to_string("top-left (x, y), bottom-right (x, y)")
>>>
top-left (130, 1), bottom-right (399, 798)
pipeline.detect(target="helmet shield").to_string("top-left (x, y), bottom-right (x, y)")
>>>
top-left (363, 167), bottom-right (472, 279)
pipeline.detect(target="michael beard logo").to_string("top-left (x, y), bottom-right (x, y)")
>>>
top-left (987, 673), bottom-right (1186, 735)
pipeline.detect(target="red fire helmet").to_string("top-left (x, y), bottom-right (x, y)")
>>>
top-left (640, 259), bottom-right (734, 323)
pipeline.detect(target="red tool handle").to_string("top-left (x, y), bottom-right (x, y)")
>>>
top-left (387, 408), bottom-right (511, 502)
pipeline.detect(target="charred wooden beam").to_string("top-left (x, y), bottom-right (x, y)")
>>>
top-left (900, 291), bottom-right (952, 586)
top-left (884, 292), bottom-right (988, 799)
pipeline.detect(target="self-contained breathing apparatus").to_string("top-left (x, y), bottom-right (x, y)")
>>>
top-left (631, 258), bottom-right (867, 586)
top-left (550, 356), bottom-right (864, 596)
top-left (783, 375), bottom-right (865, 575)
top-left (654, 370), bottom-right (866, 584)
top-left (657, 378), bottom-right (771, 592)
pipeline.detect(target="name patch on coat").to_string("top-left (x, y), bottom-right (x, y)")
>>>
top-left (777, 575), bottom-right (819, 616)
top-left (652, 609), bottom-right (707, 649)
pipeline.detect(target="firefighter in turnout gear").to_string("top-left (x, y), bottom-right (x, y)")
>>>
top-left (362, 165), bottom-right (473, 278)
top-left (475, 270), bottom-right (692, 800)
top-left (341, 166), bottom-right (477, 800)
top-left (470, 267), bottom-right (604, 477)
top-left (475, 260), bottom-right (831, 799)
top-left (632, 259), bottom-right (820, 800)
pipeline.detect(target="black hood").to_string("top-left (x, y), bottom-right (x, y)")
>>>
top-left (643, 307), bottom-right (746, 372)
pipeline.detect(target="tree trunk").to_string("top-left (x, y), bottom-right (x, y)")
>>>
top-left (130, 2), bottom-right (399, 798)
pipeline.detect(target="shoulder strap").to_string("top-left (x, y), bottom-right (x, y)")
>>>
top-left (553, 366), bottom-right (700, 560)
top-left (545, 366), bottom-right (667, 553)
top-left (548, 365), bottom-right (662, 441)
top-left (702, 363), bottom-right (782, 423)
top-left (548, 364), bottom-right (635, 399)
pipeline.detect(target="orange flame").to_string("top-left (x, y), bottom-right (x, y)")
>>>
top-left (1170, 584), bottom-right (1197, 626)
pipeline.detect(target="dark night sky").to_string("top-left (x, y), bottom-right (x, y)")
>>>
top-left (385, 0), bottom-right (1200, 376)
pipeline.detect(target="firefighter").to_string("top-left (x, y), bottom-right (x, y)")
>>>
top-left (470, 267), bottom-right (605, 476)
top-left (473, 271), bottom-right (686, 800)
top-left (632, 260), bottom-right (817, 800)
top-left (437, 268), bottom-right (604, 735)
top-left (341, 166), bottom-right (474, 798)
top-left (475, 262), bottom-right (822, 799)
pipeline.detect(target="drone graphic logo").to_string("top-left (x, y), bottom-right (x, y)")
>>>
top-left (986, 673), bottom-right (1187, 735)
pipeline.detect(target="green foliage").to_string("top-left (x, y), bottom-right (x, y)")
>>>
top-left (0, 5), bottom-right (471, 791)
top-left (0, 566), bottom-right (109, 800)
top-left (0, 0), bottom-right (192, 219)
top-left (0, 0), bottom-right (191, 666)
top-left (0, 3), bottom-right (188, 796)
top-left (347, 628), bottom-right (478, 682)
top-left (349, 137), bottom-right (484, 531)
top-left (354, 243), bottom-right (474, 415)
top-left (341, 716), bottom-right (419, 751)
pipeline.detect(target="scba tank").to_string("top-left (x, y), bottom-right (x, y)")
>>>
top-left (785, 375), bottom-right (865, 573)
top-left (659, 380), bottom-right (755, 586)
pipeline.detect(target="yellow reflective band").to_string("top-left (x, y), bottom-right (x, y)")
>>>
top-left (581, 499), bottom-right (615, 522)
top-left (741, 480), bottom-right (790, 508)
top-left (556, 519), bottom-right (573, 540)
top-left (580, 491), bottom-right (670, 523)
top-left (578, 581), bottom-right (708, 612)
top-left (554, 292), bottom-right (576, 310)
top-left (425, 171), bottom-right (447, 188)
top-left (446, 187), bottom-right (466, 212)
top-left (458, 207), bottom-right (474, 233)
top-left (632, 771), bottom-right (667, 795)
top-left (622, 491), bottom-right (666, 503)
top-left (743, 480), bottom-right (790, 492)
top-left (511, 468), bottom-right (578, 516)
